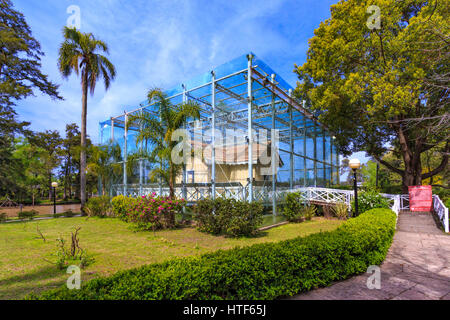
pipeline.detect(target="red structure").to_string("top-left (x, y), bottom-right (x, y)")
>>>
top-left (409, 185), bottom-right (432, 212)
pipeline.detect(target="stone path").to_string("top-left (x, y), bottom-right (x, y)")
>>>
top-left (291, 211), bottom-right (450, 300)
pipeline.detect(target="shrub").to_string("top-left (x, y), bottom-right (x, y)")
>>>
top-left (445, 198), bottom-right (450, 209)
top-left (282, 192), bottom-right (304, 222)
top-left (194, 198), bottom-right (264, 237)
top-left (63, 209), bottom-right (76, 217)
top-left (302, 205), bottom-right (316, 221)
top-left (30, 208), bottom-right (396, 300)
top-left (352, 189), bottom-right (389, 215)
top-left (85, 196), bottom-right (111, 218)
top-left (46, 227), bottom-right (94, 270)
top-left (431, 186), bottom-right (449, 203)
top-left (332, 203), bottom-right (349, 220)
top-left (126, 193), bottom-right (186, 231)
top-left (111, 195), bottom-right (137, 221)
top-left (18, 210), bottom-right (37, 220)
top-left (0, 213), bottom-right (7, 223)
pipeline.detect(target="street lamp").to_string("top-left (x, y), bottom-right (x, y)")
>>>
top-left (349, 159), bottom-right (361, 217)
top-left (51, 182), bottom-right (58, 216)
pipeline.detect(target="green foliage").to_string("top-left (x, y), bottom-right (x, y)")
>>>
top-left (295, 0), bottom-right (449, 190)
top-left (282, 193), bottom-right (316, 222)
top-left (303, 205), bottom-right (317, 221)
top-left (194, 198), bottom-right (264, 237)
top-left (85, 196), bottom-right (111, 218)
top-left (0, 0), bottom-right (61, 110)
top-left (128, 89), bottom-right (200, 198)
top-left (18, 210), bottom-right (37, 220)
top-left (434, 187), bottom-right (450, 204)
top-left (126, 194), bottom-right (186, 231)
top-left (46, 227), bottom-right (94, 270)
top-left (332, 203), bottom-right (349, 220)
top-left (282, 192), bottom-right (304, 222)
top-left (0, 213), bottom-right (7, 223)
top-left (111, 195), bottom-right (136, 221)
top-left (88, 143), bottom-right (122, 196)
top-left (352, 190), bottom-right (390, 215)
top-left (63, 209), bottom-right (76, 218)
top-left (361, 160), bottom-right (390, 189)
top-left (30, 208), bottom-right (396, 300)
top-left (444, 198), bottom-right (450, 210)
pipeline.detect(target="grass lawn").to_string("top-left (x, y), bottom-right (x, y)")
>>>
top-left (0, 216), bottom-right (343, 300)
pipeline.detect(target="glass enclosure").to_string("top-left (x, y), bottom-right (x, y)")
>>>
top-left (99, 53), bottom-right (340, 209)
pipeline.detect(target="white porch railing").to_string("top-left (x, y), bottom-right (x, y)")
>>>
top-left (433, 195), bottom-right (449, 233)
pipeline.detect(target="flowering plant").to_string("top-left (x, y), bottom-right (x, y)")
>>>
top-left (126, 193), bottom-right (186, 230)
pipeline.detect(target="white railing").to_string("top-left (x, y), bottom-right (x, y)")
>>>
top-left (282, 187), bottom-right (354, 210)
top-left (433, 195), bottom-right (449, 233)
top-left (391, 195), bottom-right (401, 216)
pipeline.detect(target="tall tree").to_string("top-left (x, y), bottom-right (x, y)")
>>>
top-left (0, 107), bottom-right (29, 195)
top-left (294, 0), bottom-right (449, 193)
top-left (0, 0), bottom-right (61, 197)
top-left (129, 89), bottom-right (200, 200)
top-left (60, 123), bottom-right (81, 199)
top-left (58, 27), bottom-right (116, 212)
top-left (32, 130), bottom-right (63, 200)
top-left (13, 137), bottom-right (46, 205)
top-left (0, 0), bottom-right (61, 109)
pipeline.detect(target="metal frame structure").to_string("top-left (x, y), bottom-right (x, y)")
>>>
top-left (99, 53), bottom-right (340, 210)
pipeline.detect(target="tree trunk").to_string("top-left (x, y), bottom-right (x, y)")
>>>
top-left (63, 159), bottom-right (68, 199)
top-left (80, 73), bottom-right (88, 214)
top-left (401, 156), bottom-right (423, 194)
top-left (48, 173), bottom-right (52, 201)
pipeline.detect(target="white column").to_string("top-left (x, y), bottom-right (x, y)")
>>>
top-left (123, 113), bottom-right (128, 196)
top-left (159, 106), bottom-right (163, 196)
top-left (247, 54), bottom-right (253, 202)
top-left (313, 123), bottom-right (317, 187)
top-left (271, 74), bottom-right (276, 215)
top-left (182, 84), bottom-right (187, 201)
top-left (289, 89), bottom-right (294, 190)
top-left (139, 122), bottom-right (143, 196)
top-left (211, 71), bottom-right (216, 200)
top-left (111, 118), bottom-right (115, 142)
top-left (303, 116), bottom-right (307, 187)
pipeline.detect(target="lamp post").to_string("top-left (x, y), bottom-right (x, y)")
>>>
top-left (51, 182), bottom-right (58, 217)
top-left (349, 159), bottom-right (361, 217)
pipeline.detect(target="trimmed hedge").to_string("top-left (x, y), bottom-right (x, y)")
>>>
top-left (29, 208), bottom-right (396, 300)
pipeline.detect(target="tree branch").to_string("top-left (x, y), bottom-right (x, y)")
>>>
top-left (372, 154), bottom-right (404, 176)
top-left (422, 142), bottom-right (449, 180)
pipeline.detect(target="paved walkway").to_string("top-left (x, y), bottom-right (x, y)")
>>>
top-left (291, 211), bottom-right (450, 300)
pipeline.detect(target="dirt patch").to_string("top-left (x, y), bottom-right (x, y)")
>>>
top-left (0, 204), bottom-right (81, 217)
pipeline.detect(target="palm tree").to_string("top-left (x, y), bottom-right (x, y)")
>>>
top-left (58, 27), bottom-right (116, 212)
top-left (129, 89), bottom-right (200, 199)
top-left (87, 142), bottom-right (122, 196)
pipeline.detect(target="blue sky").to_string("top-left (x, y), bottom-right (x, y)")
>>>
top-left (13, 0), bottom-right (369, 167)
